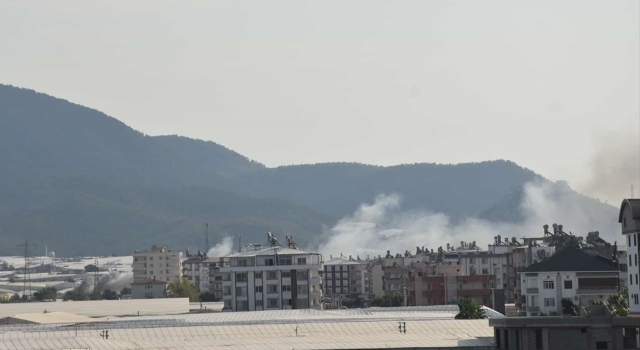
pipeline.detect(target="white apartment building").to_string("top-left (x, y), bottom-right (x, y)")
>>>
top-left (520, 247), bottom-right (619, 316)
top-left (620, 199), bottom-right (640, 314)
top-left (133, 245), bottom-right (183, 283)
top-left (220, 236), bottom-right (323, 312)
top-left (130, 277), bottom-right (169, 299)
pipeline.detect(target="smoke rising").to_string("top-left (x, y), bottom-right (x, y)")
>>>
top-left (319, 181), bottom-right (619, 257)
top-left (207, 237), bottom-right (234, 257)
top-left (580, 129), bottom-right (640, 205)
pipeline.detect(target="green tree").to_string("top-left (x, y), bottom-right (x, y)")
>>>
top-left (84, 264), bottom-right (99, 273)
top-left (167, 278), bottom-right (200, 302)
top-left (33, 287), bottom-right (57, 301)
top-left (120, 287), bottom-right (131, 295)
top-left (561, 298), bottom-right (578, 316)
top-left (455, 298), bottom-right (487, 319)
top-left (102, 289), bottom-right (118, 300)
top-left (606, 289), bottom-right (629, 316)
top-left (371, 292), bottom-right (404, 307)
top-left (200, 292), bottom-right (218, 302)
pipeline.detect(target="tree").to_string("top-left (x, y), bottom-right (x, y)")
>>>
top-left (102, 289), bottom-right (118, 300)
top-left (371, 292), bottom-right (404, 307)
top-left (561, 298), bottom-right (578, 316)
top-left (33, 287), bottom-right (57, 301)
top-left (200, 292), bottom-right (218, 302)
top-left (84, 264), bottom-right (99, 273)
top-left (606, 290), bottom-right (629, 316)
top-left (167, 278), bottom-right (200, 302)
top-left (120, 287), bottom-right (131, 295)
top-left (455, 298), bottom-right (487, 319)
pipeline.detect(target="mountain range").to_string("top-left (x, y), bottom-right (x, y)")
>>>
top-left (0, 84), bottom-right (619, 256)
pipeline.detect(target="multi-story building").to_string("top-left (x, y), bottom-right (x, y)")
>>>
top-left (183, 254), bottom-right (226, 294)
top-left (323, 256), bottom-right (370, 305)
top-left (133, 245), bottom-right (183, 283)
top-left (520, 247), bottom-right (619, 316)
top-left (220, 234), bottom-right (323, 312)
top-left (620, 198), bottom-right (640, 314)
top-left (130, 277), bottom-right (169, 299)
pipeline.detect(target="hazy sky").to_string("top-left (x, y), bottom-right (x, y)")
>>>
top-left (1, 1), bottom-right (638, 199)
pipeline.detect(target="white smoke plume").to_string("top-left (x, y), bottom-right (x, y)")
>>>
top-left (319, 181), bottom-right (620, 258)
top-left (580, 129), bottom-right (640, 205)
top-left (207, 237), bottom-right (234, 257)
top-left (103, 271), bottom-right (133, 292)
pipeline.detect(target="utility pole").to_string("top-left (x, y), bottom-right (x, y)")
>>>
top-left (205, 222), bottom-right (210, 253)
top-left (17, 238), bottom-right (36, 301)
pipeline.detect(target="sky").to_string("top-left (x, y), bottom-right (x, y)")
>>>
top-left (1, 1), bottom-right (639, 203)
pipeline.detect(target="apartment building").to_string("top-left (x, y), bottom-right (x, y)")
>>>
top-left (323, 256), bottom-right (370, 305)
top-left (133, 245), bottom-right (183, 283)
top-left (130, 277), bottom-right (169, 299)
top-left (407, 262), bottom-right (495, 308)
top-left (520, 247), bottom-right (619, 316)
top-left (620, 199), bottom-right (640, 315)
top-left (220, 234), bottom-right (323, 312)
top-left (183, 254), bottom-right (226, 294)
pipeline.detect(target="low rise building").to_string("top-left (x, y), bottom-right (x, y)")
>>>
top-left (133, 245), bottom-right (182, 283)
top-left (220, 234), bottom-right (323, 312)
top-left (520, 247), bottom-right (619, 316)
top-left (131, 277), bottom-right (169, 299)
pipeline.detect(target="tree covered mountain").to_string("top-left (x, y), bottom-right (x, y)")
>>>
top-left (0, 84), bottom-right (619, 255)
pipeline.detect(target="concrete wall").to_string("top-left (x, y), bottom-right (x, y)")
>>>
top-left (0, 298), bottom-right (189, 318)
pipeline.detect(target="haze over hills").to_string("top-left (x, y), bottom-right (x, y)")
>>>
top-left (0, 84), bottom-right (620, 255)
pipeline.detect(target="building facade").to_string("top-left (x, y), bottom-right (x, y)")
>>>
top-left (520, 247), bottom-right (619, 316)
top-left (323, 256), bottom-right (370, 306)
top-left (133, 245), bottom-right (183, 283)
top-left (220, 235), bottom-right (323, 312)
top-left (620, 199), bottom-right (640, 315)
top-left (183, 256), bottom-right (225, 293)
top-left (131, 277), bottom-right (169, 299)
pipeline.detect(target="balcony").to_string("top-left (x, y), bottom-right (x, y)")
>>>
top-left (527, 306), bottom-right (539, 313)
top-left (310, 277), bottom-right (322, 284)
top-left (457, 289), bottom-right (492, 297)
top-left (576, 286), bottom-right (618, 295)
top-left (526, 288), bottom-right (539, 294)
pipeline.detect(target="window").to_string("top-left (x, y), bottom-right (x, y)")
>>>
top-left (223, 286), bottom-right (231, 295)
top-left (481, 258), bottom-right (488, 264)
top-left (283, 298), bottom-right (292, 306)
top-left (629, 234), bottom-right (632, 246)
top-left (469, 258), bottom-right (475, 264)
top-left (636, 274), bottom-right (638, 285)
top-left (255, 272), bottom-right (262, 279)
top-left (267, 298), bottom-right (279, 308)
top-left (297, 285), bottom-right (308, 294)
top-left (426, 284), bottom-right (432, 291)
top-left (636, 254), bottom-right (638, 266)
top-left (256, 300), bottom-right (263, 307)
top-left (278, 256), bottom-right (292, 265)
top-left (236, 273), bottom-right (248, 282)
top-left (482, 268), bottom-right (489, 275)
top-left (529, 295), bottom-right (538, 307)
top-left (297, 271), bottom-right (308, 279)
top-left (342, 287), bottom-right (349, 294)
top-left (235, 286), bottom-right (247, 297)
top-left (265, 258), bottom-right (274, 266)
top-left (535, 329), bottom-right (542, 350)
top-left (267, 284), bottom-right (279, 293)
top-left (564, 280), bottom-right (573, 289)
top-left (544, 298), bottom-right (555, 307)
top-left (282, 272), bottom-right (291, 278)
top-left (150, 264), bottom-right (153, 268)
top-left (297, 258), bottom-right (307, 265)
top-left (267, 271), bottom-right (277, 280)
top-left (149, 257), bottom-right (153, 261)
top-left (631, 274), bottom-right (634, 286)
top-left (543, 281), bottom-right (554, 289)
top-left (596, 341), bottom-right (608, 349)
top-left (238, 259), bottom-right (248, 267)
top-left (630, 255), bottom-right (633, 266)
top-left (282, 285), bottom-right (292, 292)
top-left (255, 286), bottom-right (263, 293)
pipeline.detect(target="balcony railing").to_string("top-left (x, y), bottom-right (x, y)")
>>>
top-left (527, 306), bottom-right (539, 313)
top-left (526, 288), bottom-right (539, 294)
top-left (576, 287), bottom-right (618, 295)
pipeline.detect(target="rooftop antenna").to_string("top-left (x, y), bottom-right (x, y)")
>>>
top-left (238, 235), bottom-right (242, 253)
top-left (17, 238), bottom-right (36, 301)
top-left (205, 222), bottom-right (210, 253)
